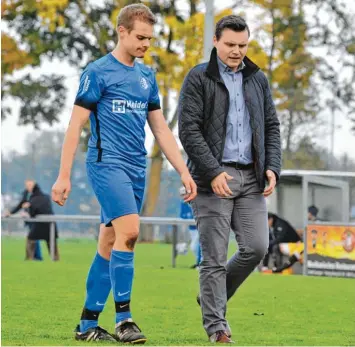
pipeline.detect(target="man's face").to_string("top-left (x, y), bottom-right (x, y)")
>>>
top-left (118, 20), bottom-right (153, 59)
top-left (308, 212), bottom-right (315, 221)
top-left (268, 217), bottom-right (273, 228)
top-left (25, 180), bottom-right (35, 193)
top-left (214, 29), bottom-right (249, 71)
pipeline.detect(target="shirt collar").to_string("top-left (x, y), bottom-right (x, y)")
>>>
top-left (217, 56), bottom-right (245, 74)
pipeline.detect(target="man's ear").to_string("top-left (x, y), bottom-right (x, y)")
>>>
top-left (117, 25), bottom-right (126, 38)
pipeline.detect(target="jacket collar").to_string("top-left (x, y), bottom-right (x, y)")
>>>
top-left (206, 47), bottom-right (260, 82)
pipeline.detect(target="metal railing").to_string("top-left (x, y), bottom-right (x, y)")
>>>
top-left (1, 214), bottom-right (196, 267)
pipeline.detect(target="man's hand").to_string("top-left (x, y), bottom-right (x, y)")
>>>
top-left (180, 171), bottom-right (197, 202)
top-left (52, 177), bottom-right (71, 206)
top-left (3, 210), bottom-right (11, 218)
top-left (211, 172), bottom-right (233, 197)
top-left (21, 202), bottom-right (30, 209)
top-left (263, 170), bottom-right (276, 197)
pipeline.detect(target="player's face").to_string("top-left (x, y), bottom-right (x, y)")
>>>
top-left (214, 29), bottom-right (249, 71)
top-left (119, 20), bottom-right (153, 58)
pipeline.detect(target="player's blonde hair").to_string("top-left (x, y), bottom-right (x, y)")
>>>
top-left (117, 4), bottom-right (156, 32)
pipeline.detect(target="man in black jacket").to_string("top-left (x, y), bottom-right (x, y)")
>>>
top-left (5, 180), bottom-right (43, 260)
top-left (27, 181), bottom-right (60, 260)
top-left (7, 180), bottom-right (59, 260)
top-left (178, 15), bottom-right (281, 343)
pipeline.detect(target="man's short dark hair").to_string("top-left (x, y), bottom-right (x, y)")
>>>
top-left (268, 212), bottom-right (276, 220)
top-left (308, 205), bottom-right (319, 217)
top-left (215, 15), bottom-right (250, 41)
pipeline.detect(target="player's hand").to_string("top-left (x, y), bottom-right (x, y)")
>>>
top-left (180, 171), bottom-right (197, 202)
top-left (211, 172), bottom-right (233, 197)
top-left (263, 170), bottom-right (276, 197)
top-left (52, 177), bottom-right (71, 206)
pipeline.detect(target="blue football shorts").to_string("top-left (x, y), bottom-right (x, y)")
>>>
top-left (86, 161), bottom-right (146, 227)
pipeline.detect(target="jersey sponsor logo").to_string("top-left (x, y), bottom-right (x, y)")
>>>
top-left (113, 100), bottom-right (126, 113)
top-left (140, 77), bottom-right (148, 90)
top-left (112, 100), bottom-right (148, 113)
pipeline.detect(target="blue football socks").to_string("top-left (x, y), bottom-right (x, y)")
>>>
top-left (110, 250), bottom-right (134, 325)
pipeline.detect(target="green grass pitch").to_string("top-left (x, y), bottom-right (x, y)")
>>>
top-left (1, 237), bottom-right (355, 346)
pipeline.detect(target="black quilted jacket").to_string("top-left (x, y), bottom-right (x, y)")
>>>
top-left (178, 48), bottom-right (281, 192)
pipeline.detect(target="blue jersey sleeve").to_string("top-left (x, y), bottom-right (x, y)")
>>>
top-left (74, 63), bottom-right (104, 111)
top-left (148, 73), bottom-right (161, 112)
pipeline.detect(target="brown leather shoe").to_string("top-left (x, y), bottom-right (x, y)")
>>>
top-left (196, 295), bottom-right (232, 338)
top-left (209, 330), bottom-right (234, 343)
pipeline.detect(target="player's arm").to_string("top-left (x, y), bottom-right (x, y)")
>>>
top-left (52, 63), bottom-right (104, 206)
top-left (52, 106), bottom-right (90, 206)
top-left (147, 109), bottom-right (197, 202)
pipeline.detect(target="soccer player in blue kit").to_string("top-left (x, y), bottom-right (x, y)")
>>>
top-left (51, 4), bottom-right (197, 344)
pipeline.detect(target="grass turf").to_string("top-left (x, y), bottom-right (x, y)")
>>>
top-left (1, 237), bottom-right (355, 346)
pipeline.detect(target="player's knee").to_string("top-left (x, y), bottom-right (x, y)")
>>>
top-left (125, 233), bottom-right (138, 250)
top-left (98, 234), bottom-right (115, 258)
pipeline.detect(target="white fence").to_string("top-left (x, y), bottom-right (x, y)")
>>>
top-left (1, 214), bottom-right (196, 267)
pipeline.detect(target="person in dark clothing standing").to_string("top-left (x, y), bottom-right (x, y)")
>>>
top-left (27, 181), bottom-right (60, 260)
top-left (178, 15), bottom-right (281, 343)
top-left (7, 180), bottom-right (60, 260)
top-left (5, 180), bottom-right (43, 260)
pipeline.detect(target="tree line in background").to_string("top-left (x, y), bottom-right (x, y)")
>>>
top-left (2, 130), bottom-right (355, 212)
top-left (2, 0), bottom-right (355, 217)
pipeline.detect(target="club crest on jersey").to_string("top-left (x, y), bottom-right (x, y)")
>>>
top-left (140, 77), bottom-right (148, 90)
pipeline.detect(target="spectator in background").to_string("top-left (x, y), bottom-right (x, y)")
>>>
top-left (272, 205), bottom-right (321, 273)
top-left (27, 181), bottom-right (60, 260)
top-left (180, 200), bottom-right (202, 269)
top-left (7, 180), bottom-right (60, 261)
top-left (308, 205), bottom-right (320, 222)
top-left (261, 213), bottom-right (301, 271)
top-left (4, 180), bottom-right (43, 260)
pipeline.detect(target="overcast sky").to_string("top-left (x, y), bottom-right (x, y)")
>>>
top-left (1, 0), bottom-right (354, 160)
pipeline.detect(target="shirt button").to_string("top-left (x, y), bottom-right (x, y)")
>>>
top-left (239, 140), bottom-right (242, 142)
top-left (240, 154), bottom-right (242, 157)
top-left (239, 124), bottom-right (241, 127)
top-left (238, 109), bottom-right (241, 112)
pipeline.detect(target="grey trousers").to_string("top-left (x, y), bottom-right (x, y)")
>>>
top-left (190, 167), bottom-right (269, 336)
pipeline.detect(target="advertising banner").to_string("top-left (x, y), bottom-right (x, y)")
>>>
top-left (306, 225), bottom-right (355, 278)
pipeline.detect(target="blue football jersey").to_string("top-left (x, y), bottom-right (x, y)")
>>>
top-left (74, 53), bottom-right (161, 168)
